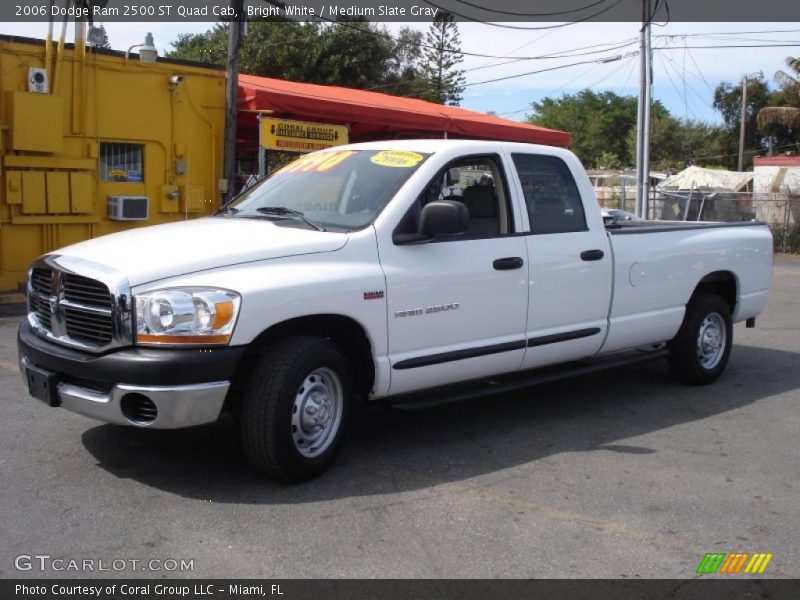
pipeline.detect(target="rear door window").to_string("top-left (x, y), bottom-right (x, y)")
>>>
top-left (512, 154), bottom-right (587, 234)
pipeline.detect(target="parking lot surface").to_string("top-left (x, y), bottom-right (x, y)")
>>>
top-left (1, 259), bottom-right (798, 579)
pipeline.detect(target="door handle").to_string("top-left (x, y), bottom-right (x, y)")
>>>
top-left (493, 257), bottom-right (524, 270)
top-left (580, 249), bottom-right (605, 261)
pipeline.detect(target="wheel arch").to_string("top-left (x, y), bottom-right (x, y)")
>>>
top-left (690, 270), bottom-right (738, 314)
top-left (228, 314), bottom-right (376, 411)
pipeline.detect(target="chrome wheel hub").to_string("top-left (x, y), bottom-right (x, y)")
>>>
top-left (697, 312), bottom-right (726, 370)
top-left (291, 367), bottom-right (343, 458)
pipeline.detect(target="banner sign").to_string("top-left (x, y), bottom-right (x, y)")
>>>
top-left (260, 118), bottom-right (349, 153)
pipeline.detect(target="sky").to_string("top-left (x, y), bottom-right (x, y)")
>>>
top-left (2, 20), bottom-right (798, 124)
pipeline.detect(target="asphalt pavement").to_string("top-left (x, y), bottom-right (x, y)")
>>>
top-left (1, 259), bottom-right (798, 579)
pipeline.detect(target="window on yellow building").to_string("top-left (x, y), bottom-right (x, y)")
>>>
top-left (100, 143), bottom-right (144, 183)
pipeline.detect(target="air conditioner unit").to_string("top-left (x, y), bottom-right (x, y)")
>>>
top-left (107, 196), bottom-right (149, 221)
top-left (28, 68), bottom-right (49, 94)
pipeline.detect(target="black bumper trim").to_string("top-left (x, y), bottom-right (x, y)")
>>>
top-left (18, 321), bottom-right (246, 388)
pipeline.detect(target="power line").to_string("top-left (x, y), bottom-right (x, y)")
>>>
top-left (658, 28), bottom-right (800, 38)
top-left (657, 53), bottom-right (702, 121)
top-left (619, 53), bottom-right (639, 91)
top-left (421, 0), bottom-right (625, 31)
top-left (691, 142), bottom-right (800, 161)
top-left (654, 43), bottom-right (800, 50)
top-left (464, 53), bottom-right (637, 88)
top-left (683, 46), bottom-right (716, 94)
top-left (661, 52), bottom-right (713, 116)
top-left (256, 5), bottom-right (800, 61)
top-left (657, 53), bottom-right (691, 118)
top-left (493, 54), bottom-right (637, 122)
top-left (272, 4), bottom-right (630, 60)
top-left (584, 54), bottom-right (639, 90)
top-left (462, 38), bottom-right (639, 73)
top-left (451, 0), bottom-right (613, 18)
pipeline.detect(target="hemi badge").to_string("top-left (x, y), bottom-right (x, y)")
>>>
top-left (363, 291), bottom-right (384, 300)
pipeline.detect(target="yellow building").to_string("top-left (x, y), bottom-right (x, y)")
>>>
top-left (0, 33), bottom-right (225, 292)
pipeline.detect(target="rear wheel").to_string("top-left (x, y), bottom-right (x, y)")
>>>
top-left (668, 293), bottom-right (733, 385)
top-left (240, 336), bottom-right (351, 482)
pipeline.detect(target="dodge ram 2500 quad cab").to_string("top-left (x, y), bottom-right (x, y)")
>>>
top-left (18, 140), bottom-right (773, 481)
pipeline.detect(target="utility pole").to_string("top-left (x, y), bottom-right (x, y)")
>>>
top-left (736, 71), bottom-right (762, 171)
top-left (634, 0), bottom-right (652, 218)
top-left (223, 0), bottom-right (245, 203)
top-left (737, 75), bottom-right (748, 172)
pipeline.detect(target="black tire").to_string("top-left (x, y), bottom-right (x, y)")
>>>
top-left (668, 293), bottom-right (733, 385)
top-left (240, 335), bottom-right (351, 482)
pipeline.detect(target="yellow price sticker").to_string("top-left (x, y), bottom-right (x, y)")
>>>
top-left (275, 150), bottom-right (355, 175)
top-left (370, 151), bottom-right (425, 168)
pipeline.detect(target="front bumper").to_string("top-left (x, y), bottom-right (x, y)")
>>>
top-left (18, 321), bottom-right (246, 429)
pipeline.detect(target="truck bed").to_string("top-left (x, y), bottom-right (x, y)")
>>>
top-left (606, 220), bottom-right (767, 235)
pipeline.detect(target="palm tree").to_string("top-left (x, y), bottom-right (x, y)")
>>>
top-left (774, 56), bottom-right (800, 94)
top-left (756, 57), bottom-right (800, 153)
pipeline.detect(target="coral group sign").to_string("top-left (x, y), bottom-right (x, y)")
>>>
top-left (260, 118), bottom-right (349, 153)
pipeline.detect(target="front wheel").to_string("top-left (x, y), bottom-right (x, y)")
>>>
top-left (668, 293), bottom-right (733, 385)
top-left (240, 336), bottom-right (351, 482)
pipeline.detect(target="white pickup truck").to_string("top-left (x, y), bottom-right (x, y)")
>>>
top-left (18, 140), bottom-right (773, 481)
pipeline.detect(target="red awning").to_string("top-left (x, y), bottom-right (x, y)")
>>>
top-left (237, 74), bottom-right (570, 148)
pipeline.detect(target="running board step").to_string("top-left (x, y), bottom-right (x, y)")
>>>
top-left (381, 349), bottom-right (670, 411)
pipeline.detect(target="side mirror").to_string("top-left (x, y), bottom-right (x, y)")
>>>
top-left (420, 200), bottom-right (468, 237)
top-left (393, 200), bottom-right (469, 245)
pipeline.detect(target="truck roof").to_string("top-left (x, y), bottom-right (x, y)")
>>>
top-left (333, 139), bottom-right (576, 159)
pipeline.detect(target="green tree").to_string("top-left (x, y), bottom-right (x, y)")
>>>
top-left (712, 76), bottom-right (771, 168)
top-left (772, 56), bottom-right (800, 105)
top-left (417, 12), bottom-right (466, 105)
top-left (758, 57), bottom-right (800, 154)
top-left (595, 151), bottom-right (622, 170)
top-left (382, 27), bottom-right (424, 96)
top-left (527, 90), bottom-right (660, 167)
top-left (167, 18), bottom-right (414, 93)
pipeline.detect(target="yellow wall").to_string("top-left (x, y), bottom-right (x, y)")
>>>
top-left (0, 36), bottom-right (225, 291)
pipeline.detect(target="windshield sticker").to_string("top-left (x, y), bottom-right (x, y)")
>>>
top-left (275, 150), bottom-right (355, 175)
top-left (370, 151), bottom-right (425, 168)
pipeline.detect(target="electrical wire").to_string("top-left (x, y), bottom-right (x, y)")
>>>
top-left (691, 142), bottom-right (800, 161)
top-left (658, 28), bottom-right (800, 38)
top-left (649, 0), bottom-right (670, 28)
top-left (451, 0), bottom-right (613, 18)
top-left (463, 53), bottom-right (637, 88)
top-left (495, 54), bottom-right (638, 119)
top-left (420, 0), bottom-right (624, 31)
top-left (657, 53), bottom-right (701, 121)
top-left (660, 52), bottom-right (713, 111)
top-left (462, 38), bottom-right (639, 73)
top-left (261, 1), bottom-right (633, 60)
top-left (654, 43), bottom-right (800, 50)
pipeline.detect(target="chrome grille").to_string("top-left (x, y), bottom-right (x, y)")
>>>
top-left (64, 306), bottom-right (113, 345)
top-left (64, 274), bottom-right (112, 308)
top-left (31, 268), bottom-right (53, 294)
top-left (30, 293), bottom-right (52, 330)
top-left (27, 256), bottom-right (131, 353)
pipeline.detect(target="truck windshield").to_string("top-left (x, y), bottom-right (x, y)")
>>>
top-left (221, 149), bottom-right (430, 231)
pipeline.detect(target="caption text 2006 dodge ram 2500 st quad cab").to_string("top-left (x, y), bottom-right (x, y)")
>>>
top-left (18, 141), bottom-right (773, 481)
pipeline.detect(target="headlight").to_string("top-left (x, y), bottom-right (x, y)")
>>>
top-left (135, 288), bottom-right (241, 346)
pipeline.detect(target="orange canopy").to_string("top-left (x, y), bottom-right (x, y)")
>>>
top-left (237, 74), bottom-right (570, 149)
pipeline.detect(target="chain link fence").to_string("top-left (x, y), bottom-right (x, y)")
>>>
top-left (594, 178), bottom-right (799, 253)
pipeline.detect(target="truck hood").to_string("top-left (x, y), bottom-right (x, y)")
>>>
top-left (53, 217), bottom-right (348, 286)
